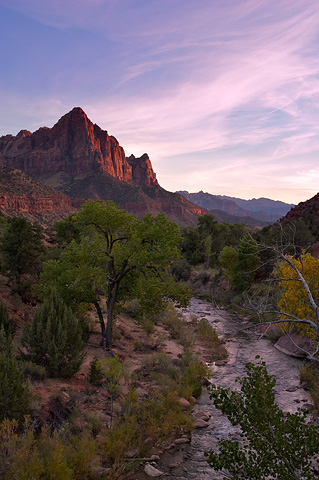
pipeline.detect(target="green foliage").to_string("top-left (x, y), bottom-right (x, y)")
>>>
top-left (1, 217), bottom-right (46, 278)
top-left (219, 245), bottom-right (238, 283)
top-left (98, 354), bottom-right (127, 399)
top-left (139, 350), bottom-right (210, 400)
top-left (181, 216), bottom-right (246, 267)
top-left (100, 391), bottom-right (193, 465)
top-left (0, 419), bottom-right (96, 480)
top-left (155, 303), bottom-right (190, 345)
top-left (22, 290), bottom-right (85, 377)
top-left (206, 359), bottom-right (319, 479)
top-left (87, 356), bottom-right (104, 387)
top-left (195, 318), bottom-right (228, 360)
top-left (40, 200), bottom-right (190, 347)
top-left (22, 361), bottom-right (47, 382)
top-left (0, 330), bottom-right (30, 423)
top-left (0, 302), bottom-right (15, 337)
top-left (233, 235), bottom-right (260, 291)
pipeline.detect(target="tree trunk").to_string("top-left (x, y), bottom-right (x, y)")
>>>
top-left (93, 301), bottom-right (107, 349)
top-left (105, 282), bottom-right (119, 349)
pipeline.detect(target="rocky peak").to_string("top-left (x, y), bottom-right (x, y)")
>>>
top-left (126, 153), bottom-right (158, 187)
top-left (0, 107), bottom-right (132, 180)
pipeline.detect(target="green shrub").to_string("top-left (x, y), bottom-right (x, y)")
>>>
top-left (22, 361), bottom-right (47, 382)
top-left (87, 357), bottom-right (104, 387)
top-left (0, 419), bottom-right (97, 480)
top-left (21, 290), bottom-right (85, 377)
top-left (0, 302), bottom-right (15, 337)
top-left (0, 330), bottom-right (30, 423)
top-left (156, 303), bottom-right (191, 346)
top-left (196, 318), bottom-right (228, 360)
top-left (138, 317), bottom-right (155, 335)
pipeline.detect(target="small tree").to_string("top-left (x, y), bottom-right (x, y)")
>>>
top-left (206, 359), bottom-right (319, 479)
top-left (22, 290), bottom-right (85, 377)
top-left (234, 235), bottom-right (260, 291)
top-left (98, 354), bottom-right (127, 425)
top-left (1, 217), bottom-right (46, 279)
top-left (0, 330), bottom-right (30, 423)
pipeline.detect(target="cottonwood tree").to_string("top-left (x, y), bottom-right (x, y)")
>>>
top-left (40, 201), bottom-right (190, 348)
top-left (243, 239), bottom-right (319, 361)
top-left (206, 359), bottom-right (319, 480)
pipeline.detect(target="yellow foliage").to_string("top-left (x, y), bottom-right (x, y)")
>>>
top-left (276, 253), bottom-right (319, 338)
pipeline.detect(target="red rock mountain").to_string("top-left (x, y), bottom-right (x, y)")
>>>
top-left (0, 108), bottom-right (207, 224)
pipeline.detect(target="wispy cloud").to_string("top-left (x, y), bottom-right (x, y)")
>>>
top-left (0, 0), bottom-right (318, 203)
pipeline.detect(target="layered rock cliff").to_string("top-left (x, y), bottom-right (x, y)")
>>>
top-left (0, 108), bottom-right (207, 225)
top-left (0, 167), bottom-right (74, 224)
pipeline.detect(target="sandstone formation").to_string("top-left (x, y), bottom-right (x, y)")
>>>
top-left (0, 167), bottom-right (74, 224)
top-left (0, 107), bottom-right (158, 186)
top-left (0, 108), bottom-right (207, 225)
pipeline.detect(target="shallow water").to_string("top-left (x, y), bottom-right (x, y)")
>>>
top-left (131, 298), bottom-right (313, 479)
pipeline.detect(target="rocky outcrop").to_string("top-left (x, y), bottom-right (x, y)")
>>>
top-left (0, 167), bottom-right (73, 223)
top-left (127, 153), bottom-right (158, 187)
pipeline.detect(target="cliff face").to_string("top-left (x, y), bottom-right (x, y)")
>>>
top-left (0, 108), bottom-right (207, 225)
top-left (0, 167), bottom-right (74, 224)
top-left (0, 108), bottom-right (158, 186)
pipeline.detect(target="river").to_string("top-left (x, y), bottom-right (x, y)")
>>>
top-left (130, 297), bottom-right (313, 479)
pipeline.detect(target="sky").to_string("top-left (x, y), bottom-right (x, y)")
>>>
top-left (0, 0), bottom-right (318, 204)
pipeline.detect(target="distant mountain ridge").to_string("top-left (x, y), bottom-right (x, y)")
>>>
top-left (0, 108), bottom-right (208, 225)
top-left (177, 191), bottom-right (294, 225)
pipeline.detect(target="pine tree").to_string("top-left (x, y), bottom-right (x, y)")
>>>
top-left (0, 302), bottom-right (15, 337)
top-left (0, 330), bottom-right (30, 423)
top-left (22, 290), bottom-right (85, 377)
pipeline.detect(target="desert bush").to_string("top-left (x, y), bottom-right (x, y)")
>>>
top-left (22, 361), bottom-right (47, 382)
top-left (0, 418), bottom-right (96, 480)
top-left (0, 302), bottom-right (15, 337)
top-left (138, 317), bottom-right (155, 335)
top-left (196, 318), bottom-right (228, 360)
top-left (156, 303), bottom-right (191, 346)
top-left (87, 357), bottom-right (104, 387)
top-left (139, 350), bottom-right (210, 400)
top-left (100, 391), bottom-right (193, 466)
top-left (123, 298), bottom-right (140, 317)
top-left (21, 290), bottom-right (86, 378)
top-left (178, 349), bottom-right (211, 398)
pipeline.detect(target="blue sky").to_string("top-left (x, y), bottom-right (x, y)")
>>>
top-left (0, 0), bottom-right (318, 204)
